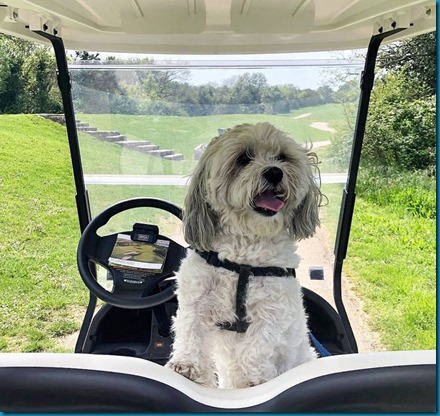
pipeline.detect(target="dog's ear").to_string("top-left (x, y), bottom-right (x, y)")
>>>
top-left (183, 156), bottom-right (218, 251)
top-left (290, 152), bottom-right (323, 240)
top-left (290, 181), bottom-right (321, 240)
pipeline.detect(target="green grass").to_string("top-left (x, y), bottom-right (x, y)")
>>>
top-left (78, 130), bottom-right (198, 176)
top-left (79, 103), bottom-right (345, 161)
top-left (88, 185), bottom-right (186, 236)
top-left (0, 115), bottom-right (87, 352)
top-left (1, 109), bottom-right (434, 353)
top-left (345, 169), bottom-right (436, 350)
top-left (356, 167), bottom-right (436, 220)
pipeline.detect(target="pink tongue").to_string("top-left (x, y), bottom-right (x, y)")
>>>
top-left (254, 191), bottom-right (285, 212)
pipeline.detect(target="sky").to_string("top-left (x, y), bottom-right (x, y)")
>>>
top-left (98, 50), bottom-right (364, 90)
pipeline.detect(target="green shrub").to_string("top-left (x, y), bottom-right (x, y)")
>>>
top-left (363, 70), bottom-right (436, 173)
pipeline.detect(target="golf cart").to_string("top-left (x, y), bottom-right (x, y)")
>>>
top-left (0, 0), bottom-right (436, 412)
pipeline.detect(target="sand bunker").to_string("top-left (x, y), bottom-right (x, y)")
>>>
top-left (312, 140), bottom-right (331, 148)
top-left (310, 122), bottom-right (336, 133)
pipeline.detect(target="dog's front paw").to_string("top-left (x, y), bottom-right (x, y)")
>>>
top-left (166, 360), bottom-right (203, 383)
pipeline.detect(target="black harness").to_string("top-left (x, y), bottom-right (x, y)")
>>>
top-left (195, 250), bottom-right (295, 333)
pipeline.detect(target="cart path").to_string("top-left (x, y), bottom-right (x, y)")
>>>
top-left (296, 226), bottom-right (383, 353)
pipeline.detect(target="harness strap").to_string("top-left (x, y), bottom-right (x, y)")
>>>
top-left (218, 265), bottom-right (252, 333)
top-left (195, 250), bottom-right (296, 278)
top-left (195, 250), bottom-right (295, 333)
top-left (309, 332), bottom-right (332, 357)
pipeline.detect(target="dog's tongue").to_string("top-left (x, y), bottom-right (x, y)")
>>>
top-left (254, 191), bottom-right (285, 212)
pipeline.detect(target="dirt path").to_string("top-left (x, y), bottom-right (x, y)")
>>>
top-left (296, 226), bottom-right (383, 353)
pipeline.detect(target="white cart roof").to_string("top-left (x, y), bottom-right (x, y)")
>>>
top-left (0, 0), bottom-right (436, 54)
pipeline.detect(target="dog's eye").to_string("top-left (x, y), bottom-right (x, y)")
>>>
top-left (276, 153), bottom-right (288, 162)
top-left (236, 152), bottom-right (253, 166)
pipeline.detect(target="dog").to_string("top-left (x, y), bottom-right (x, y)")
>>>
top-left (166, 122), bottom-right (322, 388)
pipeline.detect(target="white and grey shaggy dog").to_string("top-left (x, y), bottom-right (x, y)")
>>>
top-left (166, 122), bottom-right (323, 388)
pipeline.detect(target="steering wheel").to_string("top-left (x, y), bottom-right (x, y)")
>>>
top-left (77, 198), bottom-right (187, 309)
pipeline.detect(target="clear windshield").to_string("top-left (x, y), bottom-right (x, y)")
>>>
top-left (70, 56), bottom-right (363, 304)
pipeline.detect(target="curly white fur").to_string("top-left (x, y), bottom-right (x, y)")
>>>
top-left (166, 123), bottom-right (322, 388)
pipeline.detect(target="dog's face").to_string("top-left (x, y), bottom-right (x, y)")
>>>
top-left (184, 123), bottom-right (322, 251)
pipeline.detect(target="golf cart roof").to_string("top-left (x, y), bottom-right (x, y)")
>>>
top-left (0, 0), bottom-right (436, 54)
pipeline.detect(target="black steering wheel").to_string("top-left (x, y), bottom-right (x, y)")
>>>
top-left (77, 198), bottom-right (187, 309)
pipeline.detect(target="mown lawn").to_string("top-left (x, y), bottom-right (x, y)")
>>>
top-left (0, 115), bottom-right (87, 352)
top-left (78, 103), bottom-right (344, 162)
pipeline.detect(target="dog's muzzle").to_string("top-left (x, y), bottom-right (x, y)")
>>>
top-left (252, 167), bottom-right (286, 216)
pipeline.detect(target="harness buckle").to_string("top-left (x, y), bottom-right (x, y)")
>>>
top-left (217, 320), bottom-right (250, 333)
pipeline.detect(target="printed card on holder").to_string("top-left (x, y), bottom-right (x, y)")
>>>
top-left (108, 234), bottom-right (169, 273)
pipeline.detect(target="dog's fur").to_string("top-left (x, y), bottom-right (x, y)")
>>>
top-left (166, 122), bottom-right (322, 388)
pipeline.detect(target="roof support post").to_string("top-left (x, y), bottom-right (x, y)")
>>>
top-left (33, 31), bottom-right (96, 353)
top-left (33, 31), bottom-right (91, 232)
top-left (333, 28), bottom-right (406, 353)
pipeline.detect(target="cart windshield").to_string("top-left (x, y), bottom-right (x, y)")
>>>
top-left (70, 56), bottom-right (363, 302)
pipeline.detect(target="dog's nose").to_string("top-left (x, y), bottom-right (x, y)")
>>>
top-left (263, 166), bottom-right (283, 185)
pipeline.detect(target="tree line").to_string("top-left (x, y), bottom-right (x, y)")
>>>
top-left (0, 35), bottom-right (343, 116)
top-left (71, 65), bottom-right (338, 117)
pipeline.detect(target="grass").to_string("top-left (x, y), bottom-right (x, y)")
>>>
top-left (78, 103), bottom-right (345, 165)
top-left (0, 107), bottom-right (434, 352)
top-left (345, 168), bottom-right (436, 350)
top-left (88, 185), bottom-right (187, 236)
top-left (0, 115), bottom-right (87, 352)
top-left (78, 130), bottom-right (198, 176)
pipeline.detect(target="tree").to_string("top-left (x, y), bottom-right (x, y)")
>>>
top-left (377, 31), bottom-right (436, 97)
top-left (0, 35), bottom-right (36, 113)
top-left (0, 34), bottom-right (61, 114)
top-left (316, 85), bottom-right (335, 104)
top-left (363, 70), bottom-right (436, 172)
top-left (261, 85), bottom-right (287, 114)
top-left (361, 32), bottom-right (436, 173)
top-left (226, 72), bottom-right (268, 113)
top-left (70, 51), bottom-right (126, 113)
top-left (22, 47), bottom-right (62, 113)
top-left (74, 51), bottom-right (100, 61)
